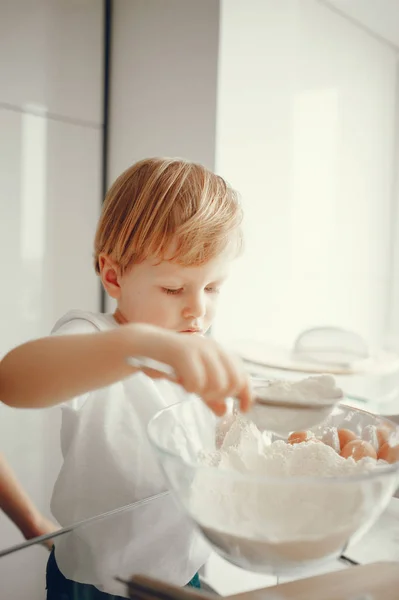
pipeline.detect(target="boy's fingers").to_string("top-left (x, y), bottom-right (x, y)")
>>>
top-left (236, 376), bottom-right (253, 412)
top-left (200, 352), bottom-right (229, 398)
top-left (216, 351), bottom-right (250, 406)
top-left (206, 399), bottom-right (227, 417)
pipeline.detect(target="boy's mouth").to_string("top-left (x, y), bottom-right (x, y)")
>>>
top-left (180, 328), bottom-right (203, 335)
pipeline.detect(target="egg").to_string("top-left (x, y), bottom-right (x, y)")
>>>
top-left (340, 439), bottom-right (377, 462)
top-left (378, 442), bottom-right (399, 464)
top-left (288, 431), bottom-right (310, 444)
top-left (288, 431), bottom-right (322, 445)
top-left (376, 426), bottom-right (392, 448)
top-left (337, 428), bottom-right (358, 450)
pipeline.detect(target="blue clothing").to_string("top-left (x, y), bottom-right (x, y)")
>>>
top-left (46, 548), bottom-right (200, 599)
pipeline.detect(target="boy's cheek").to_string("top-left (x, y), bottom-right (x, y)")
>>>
top-left (205, 305), bottom-right (218, 326)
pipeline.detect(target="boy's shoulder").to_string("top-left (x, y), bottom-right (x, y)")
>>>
top-left (52, 310), bottom-right (117, 336)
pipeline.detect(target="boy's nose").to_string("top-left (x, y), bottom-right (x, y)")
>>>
top-left (183, 293), bottom-right (206, 319)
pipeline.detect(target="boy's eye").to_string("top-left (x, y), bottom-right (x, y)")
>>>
top-left (205, 286), bottom-right (220, 294)
top-left (162, 288), bottom-right (183, 295)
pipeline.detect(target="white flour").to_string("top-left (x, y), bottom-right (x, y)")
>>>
top-left (190, 416), bottom-right (395, 564)
top-left (249, 374), bottom-right (343, 434)
top-left (256, 374), bottom-right (343, 405)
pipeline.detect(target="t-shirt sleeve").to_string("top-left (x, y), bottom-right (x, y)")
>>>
top-left (53, 318), bottom-right (99, 337)
top-left (52, 318), bottom-right (100, 411)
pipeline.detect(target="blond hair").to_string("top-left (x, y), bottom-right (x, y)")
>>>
top-left (94, 157), bottom-right (242, 274)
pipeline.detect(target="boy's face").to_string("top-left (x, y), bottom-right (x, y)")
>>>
top-left (100, 251), bottom-right (231, 334)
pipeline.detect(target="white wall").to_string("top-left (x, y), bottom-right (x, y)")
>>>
top-left (108, 0), bottom-right (220, 181)
top-left (213, 0), bottom-right (399, 357)
top-left (326, 0), bottom-right (399, 48)
top-left (0, 1), bottom-right (103, 596)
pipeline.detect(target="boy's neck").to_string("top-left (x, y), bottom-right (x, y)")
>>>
top-left (114, 308), bottom-right (128, 325)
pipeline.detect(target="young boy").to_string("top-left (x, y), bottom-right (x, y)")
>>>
top-left (46, 157), bottom-right (248, 599)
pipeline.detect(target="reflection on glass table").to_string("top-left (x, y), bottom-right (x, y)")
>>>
top-left (0, 491), bottom-right (174, 599)
top-left (0, 491), bottom-right (222, 598)
top-left (1, 494), bottom-right (399, 600)
top-left (0, 490), bottom-right (368, 600)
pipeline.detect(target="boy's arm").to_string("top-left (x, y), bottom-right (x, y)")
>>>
top-left (0, 323), bottom-right (251, 411)
top-left (0, 452), bottom-right (57, 543)
top-left (0, 326), bottom-right (141, 409)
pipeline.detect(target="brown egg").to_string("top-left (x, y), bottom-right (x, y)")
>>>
top-left (288, 431), bottom-right (322, 445)
top-left (376, 426), bottom-right (391, 449)
top-left (378, 442), bottom-right (399, 464)
top-left (340, 439), bottom-right (377, 462)
top-left (288, 431), bottom-right (309, 444)
top-left (337, 429), bottom-right (358, 450)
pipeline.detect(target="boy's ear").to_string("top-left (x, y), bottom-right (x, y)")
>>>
top-left (98, 254), bottom-right (122, 299)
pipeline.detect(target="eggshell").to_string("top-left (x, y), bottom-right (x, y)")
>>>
top-left (288, 431), bottom-right (323, 445)
top-left (288, 431), bottom-right (310, 444)
top-left (337, 429), bottom-right (358, 450)
top-left (378, 442), bottom-right (399, 464)
top-left (376, 426), bottom-right (392, 448)
top-left (340, 439), bottom-right (377, 462)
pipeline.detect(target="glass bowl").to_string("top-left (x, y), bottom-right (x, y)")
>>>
top-left (147, 398), bottom-right (399, 576)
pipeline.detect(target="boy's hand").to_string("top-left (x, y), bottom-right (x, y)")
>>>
top-left (127, 324), bottom-right (252, 416)
top-left (22, 513), bottom-right (59, 550)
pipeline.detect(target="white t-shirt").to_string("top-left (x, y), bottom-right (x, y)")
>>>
top-left (50, 310), bottom-right (210, 597)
